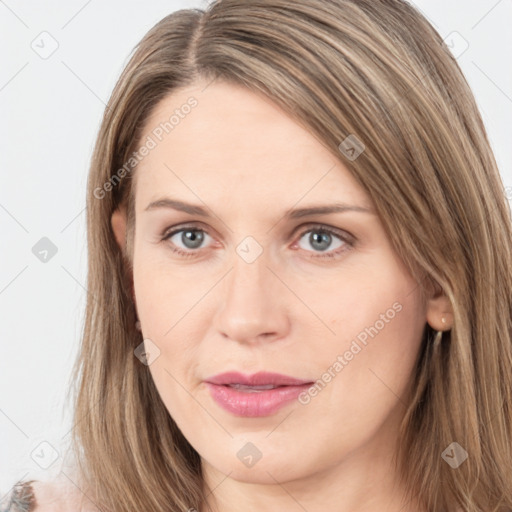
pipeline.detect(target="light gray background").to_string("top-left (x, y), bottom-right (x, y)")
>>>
top-left (1, 0), bottom-right (511, 494)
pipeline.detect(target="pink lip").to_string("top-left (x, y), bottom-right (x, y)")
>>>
top-left (205, 371), bottom-right (313, 387)
top-left (204, 372), bottom-right (314, 417)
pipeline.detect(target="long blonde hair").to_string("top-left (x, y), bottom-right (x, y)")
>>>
top-left (70, 1), bottom-right (512, 510)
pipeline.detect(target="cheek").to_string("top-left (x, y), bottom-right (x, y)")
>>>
top-left (132, 248), bottom-right (205, 334)
top-left (290, 253), bottom-right (423, 348)
top-left (132, 254), bottom-right (209, 389)
top-left (306, 268), bottom-right (426, 425)
top-left (294, 252), bottom-right (424, 375)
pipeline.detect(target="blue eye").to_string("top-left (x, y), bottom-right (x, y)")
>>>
top-left (161, 223), bottom-right (354, 260)
top-left (295, 225), bottom-right (352, 259)
top-left (162, 227), bottom-right (212, 258)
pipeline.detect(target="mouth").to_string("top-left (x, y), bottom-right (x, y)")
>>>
top-left (204, 371), bottom-right (315, 417)
top-left (204, 371), bottom-right (314, 387)
top-left (222, 383), bottom-right (285, 392)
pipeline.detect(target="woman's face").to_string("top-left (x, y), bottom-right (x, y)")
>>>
top-left (114, 80), bottom-right (434, 486)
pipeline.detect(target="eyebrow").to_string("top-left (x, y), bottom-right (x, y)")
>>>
top-left (144, 198), bottom-right (375, 219)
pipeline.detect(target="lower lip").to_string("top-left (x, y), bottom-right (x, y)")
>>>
top-left (205, 382), bottom-right (312, 417)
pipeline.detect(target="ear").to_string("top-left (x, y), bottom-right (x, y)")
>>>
top-left (425, 282), bottom-right (453, 331)
top-left (111, 204), bottom-right (127, 251)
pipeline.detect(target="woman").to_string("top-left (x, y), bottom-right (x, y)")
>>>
top-left (2, 0), bottom-right (511, 510)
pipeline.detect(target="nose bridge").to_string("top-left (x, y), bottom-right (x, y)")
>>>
top-left (213, 242), bottom-right (289, 343)
top-left (228, 245), bottom-right (269, 300)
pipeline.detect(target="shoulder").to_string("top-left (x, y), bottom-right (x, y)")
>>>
top-left (1, 475), bottom-right (99, 512)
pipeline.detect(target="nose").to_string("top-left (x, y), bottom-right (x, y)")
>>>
top-left (212, 249), bottom-right (291, 345)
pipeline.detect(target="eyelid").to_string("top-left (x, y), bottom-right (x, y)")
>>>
top-left (161, 221), bottom-right (210, 238)
top-left (294, 222), bottom-right (355, 243)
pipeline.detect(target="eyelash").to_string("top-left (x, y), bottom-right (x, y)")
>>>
top-left (161, 223), bottom-right (354, 260)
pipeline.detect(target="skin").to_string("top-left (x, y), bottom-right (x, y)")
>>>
top-left (111, 79), bottom-right (453, 512)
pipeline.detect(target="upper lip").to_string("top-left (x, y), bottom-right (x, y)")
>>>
top-left (204, 371), bottom-right (314, 387)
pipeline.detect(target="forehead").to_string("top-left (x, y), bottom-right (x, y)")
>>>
top-left (133, 80), bottom-right (372, 214)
